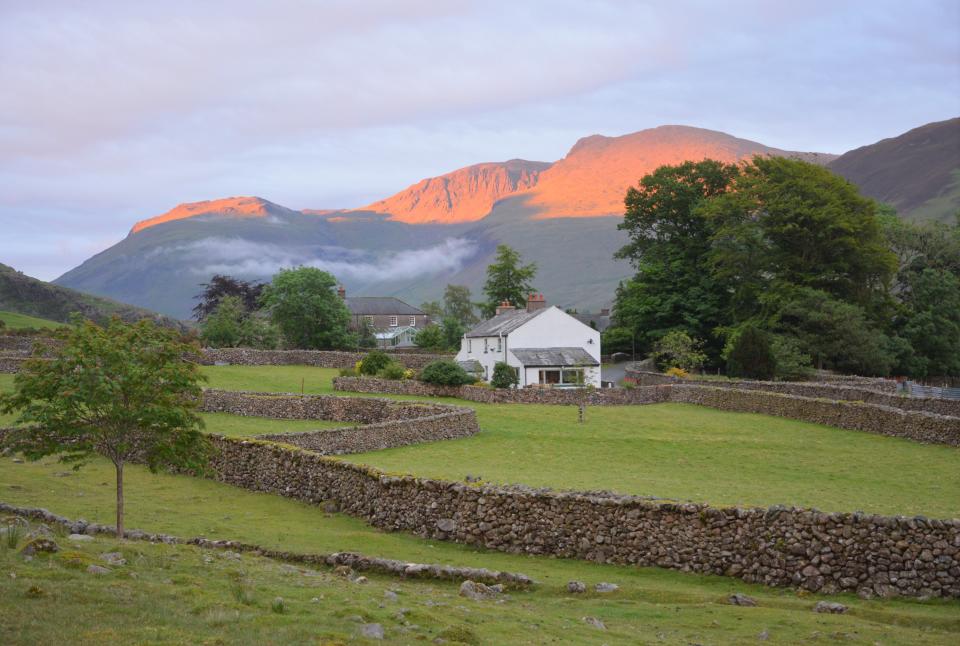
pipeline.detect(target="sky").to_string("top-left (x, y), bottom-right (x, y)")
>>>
top-left (2, 0), bottom-right (958, 281)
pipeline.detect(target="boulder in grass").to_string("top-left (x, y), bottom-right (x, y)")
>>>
top-left (728, 593), bottom-right (758, 607)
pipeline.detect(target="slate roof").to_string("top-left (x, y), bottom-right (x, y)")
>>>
top-left (463, 307), bottom-right (549, 338)
top-left (510, 347), bottom-right (599, 367)
top-left (457, 359), bottom-right (484, 375)
top-left (345, 297), bottom-right (424, 316)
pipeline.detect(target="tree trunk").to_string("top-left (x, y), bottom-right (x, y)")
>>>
top-left (115, 461), bottom-right (124, 539)
top-left (578, 401), bottom-right (585, 424)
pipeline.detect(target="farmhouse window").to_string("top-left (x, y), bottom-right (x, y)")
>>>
top-left (539, 369), bottom-right (561, 384)
top-left (364, 315), bottom-right (373, 325)
top-left (484, 338), bottom-right (488, 353)
top-left (496, 337), bottom-right (502, 351)
top-left (389, 316), bottom-right (398, 327)
top-left (409, 316), bottom-right (416, 327)
top-left (561, 368), bottom-right (584, 385)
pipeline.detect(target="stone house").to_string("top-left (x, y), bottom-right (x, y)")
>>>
top-left (455, 294), bottom-right (601, 387)
top-left (338, 287), bottom-right (430, 339)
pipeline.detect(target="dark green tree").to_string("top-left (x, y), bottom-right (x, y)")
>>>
top-left (895, 268), bottom-right (960, 377)
top-left (260, 267), bottom-right (354, 350)
top-left (703, 156), bottom-right (897, 319)
top-left (482, 245), bottom-right (537, 318)
top-left (359, 350), bottom-right (392, 376)
top-left (441, 316), bottom-right (466, 351)
top-left (613, 160), bottom-right (740, 362)
top-left (726, 325), bottom-right (776, 380)
top-left (193, 274), bottom-right (265, 321)
top-left (0, 317), bottom-right (209, 538)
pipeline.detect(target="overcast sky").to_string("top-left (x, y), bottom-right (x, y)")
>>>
top-left (2, 0), bottom-right (958, 280)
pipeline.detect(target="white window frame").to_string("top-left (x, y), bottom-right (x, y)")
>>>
top-left (409, 315), bottom-right (416, 327)
top-left (389, 316), bottom-right (398, 327)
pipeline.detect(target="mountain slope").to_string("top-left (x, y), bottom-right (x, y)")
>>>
top-left (525, 125), bottom-right (836, 218)
top-left (0, 262), bottom-right (184, 329)
top-left (131, 196), bottom-right (301, 234)
top-left (359, 159), bottom-right (551, 224)
top-left (828, 117), bottom-right (960, 222)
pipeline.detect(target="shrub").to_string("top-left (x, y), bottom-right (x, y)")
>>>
top-left (338, 367), bottom-right (358, 377)
top-left (359, 350), bottom-right (392, 376)
top-left (664, 366), bottom-right (688, 379)
top-left (726, 325), bottom-right (776, 380)
top-left (652, 330), bottom-right (706, 371)
top-left (490, 362), bottom-right (519, 389)
top-left (420, 360), bottom-right (475, 386)
top-left (379, 362), bottom-right (407, 380)
top-left (770, 334), bottom-right (813, 381)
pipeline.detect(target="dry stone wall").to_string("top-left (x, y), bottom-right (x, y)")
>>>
top-left (333, 378), bottom-right (960, 446)
top-left (199, 435), bottom-right (960, 599)
top-left (199, 389), bottom-right (479, 454)
top-left (198, 348), bottom-right (448, 370)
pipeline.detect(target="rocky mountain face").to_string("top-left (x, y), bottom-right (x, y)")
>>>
top-left (359, 159), bottom-right (551, 224)
top-left (54, 120), bottom-right (953, 319)
top-left (522, 125), bottom-right (836, 219)
top-left (828, 117), bottom-right (960, 222)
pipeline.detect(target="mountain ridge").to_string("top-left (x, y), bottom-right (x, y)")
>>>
top-left (55, 120), bottom-right (957, 319)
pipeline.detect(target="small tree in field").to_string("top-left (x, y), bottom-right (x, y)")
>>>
top-left (0, 317), bottom-right (210, 539)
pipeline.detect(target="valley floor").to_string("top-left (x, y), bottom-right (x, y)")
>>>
top-left (1, 366), bottom-right (959, 644)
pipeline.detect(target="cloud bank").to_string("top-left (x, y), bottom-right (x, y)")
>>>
top-left (164, 236), bottom-right (478, 285)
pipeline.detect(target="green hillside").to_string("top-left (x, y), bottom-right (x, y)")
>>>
top-left (0, 262), bottom-right (186, 330)
top-left (0, 310), bottom-right (64, 330)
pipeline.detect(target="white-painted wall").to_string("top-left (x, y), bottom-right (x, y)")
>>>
top-left (455, 306), bottom-right (601, 387)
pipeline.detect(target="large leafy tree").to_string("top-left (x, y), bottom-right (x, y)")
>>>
top-left (260, 267), bottom-right (354, 350)
top-left (703, 156), bottom-right (897, 319)
top-left (612, 159), bottom-right (740, 361)
top-left (481, 245), bottom-right (537, 318)
top-left (192, 274), bottom-right (265, 321)
top-left (0, 317), bottom-right (209, 538)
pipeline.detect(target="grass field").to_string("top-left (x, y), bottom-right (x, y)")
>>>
top-left (199, 366), bottom-right (960, 518)
top-left (2, 454), bottom-right (958, 645)
top-left (0, 311), bottom-right (63, 330)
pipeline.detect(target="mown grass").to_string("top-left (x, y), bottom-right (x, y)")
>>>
top-left (200, 366), bottom-right (960, 518)
top-left (200, 412), bottom-right (347, 438)
top-left (1, 456), bottom-right (958, 645)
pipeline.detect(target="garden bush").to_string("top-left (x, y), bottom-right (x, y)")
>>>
top-left (491, 362), bottom-right (519, 389)
top-left (420, 360), bottom-right (475, 386)
top-left (379, 362), bottom-right (407, 380)
top-left (359, 350), bottom-right (392, 376)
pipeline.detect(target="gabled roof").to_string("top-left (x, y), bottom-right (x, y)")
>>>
top-left (510, 347), bottom-right (599, 367)
top-left (345, 297), bottom-right (424, 316)
top-left (464, 306), bottom-right (549, 338)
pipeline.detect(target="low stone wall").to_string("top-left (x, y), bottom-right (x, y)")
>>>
top-left (200, 435), bottom-right (959, 599)
top-left (199, 389), bottom-right (479, 454)
top-left (669, 386), bottom-right (960, 447)
top-left (0, 502), bottom-right (532, 586)
top-left (332, 376), bottom-right (671, 405)
top-left (625, 370), bottom-right (960, 415)
top-left (199, 348), bottom-right (448, 370)
top-left (333, 378), bottom-right (960, 447)
top-left (0, 356), bottom-right (29, 373)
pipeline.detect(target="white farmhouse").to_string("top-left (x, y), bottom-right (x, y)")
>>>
top-left (455, 294), bottom-right (601, 387)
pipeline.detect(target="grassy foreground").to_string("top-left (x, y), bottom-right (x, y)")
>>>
top-left (2, 455), bottom-right (958, 645)
top-left (200, 366), bottom-right (960, 518)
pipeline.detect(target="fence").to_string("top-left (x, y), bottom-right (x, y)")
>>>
top-left (905, 381), bottom-right (960, 401)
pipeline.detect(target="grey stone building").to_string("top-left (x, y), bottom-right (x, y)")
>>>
top-left (338, 287), bottom-right (430, 337)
